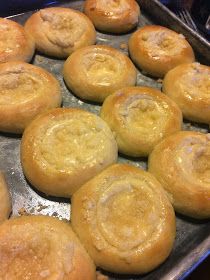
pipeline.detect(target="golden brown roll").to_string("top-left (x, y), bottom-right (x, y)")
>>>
top-left (162, 62), bottom-right (210, 124)
top-left (24, 7), bottom-right (96, 58)
top-left (21, 108), bottom-right (118, 197)
top-left (0, 172), bottom-right (11, 223)
top-left (63, 45), bottom-right (137, 103)
top-left (128, 25), bottom-right (195, 78)
top-left (0, 17), bottom-right (34, 63)
top-left (148, 131), bottom-right (210, 219)
top-left (100, 86), bottom-right (182, 157)
top-left (71, 164), bottom-right (176, 274)
top-left (0, 61), bottom-right (62, 134)
top-left (84, 0), bottom-right (140, 34)
top-left (0, 215), bottom-right (96, 279)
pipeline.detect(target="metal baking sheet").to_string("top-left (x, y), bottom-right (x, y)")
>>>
top-left (1, 0), bottom-right (209, 279)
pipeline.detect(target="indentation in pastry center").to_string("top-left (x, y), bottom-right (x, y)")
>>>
top-left (142, 31), bottom-right (186, 57)
top-left (0, 71), bottom-right (43, 105)
top-left (40, 118), bottom-right (108, 170)
top-left (119, 95), bottom-right (168, 130)
top-left (179, 65), bottom-right (210, 97)
top-left (85, 53), bottom-right (120, 85)
top-left (178, 137), bottom-right (210, 184)
top-left (40, 10), bottom-right (85, 48)
top-left (96, 179), bottom-right (158, 250)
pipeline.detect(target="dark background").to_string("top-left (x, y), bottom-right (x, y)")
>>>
top-left (0, 0), bottom-right (59, 16)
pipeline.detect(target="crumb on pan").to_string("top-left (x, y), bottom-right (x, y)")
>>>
top-left (36, 56), bottom-right (44, 63)
top-left (60, 218), bottom-right (69, 223)
top-left (29, 207), bottom-right (35, 214)
top-left (52, 212), bottom-right (58, 217)
top-left (141, 70), bottom-right (148, 75)
top-left (185, 123), bottom-right (193, 130)
top-left (157, 78), bottom-right (163, 83)
top-left (96, 271), bottom-right (109, 280)
top-left (120, 42), bottom-right (128, 50)
top-left (18, 207), bottom-right (29, 216)
top-left (37, 203), bottom-right (49, 212)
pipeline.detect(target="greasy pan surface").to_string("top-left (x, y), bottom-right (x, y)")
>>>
top-left (0, 0), bottom-right (209, 279)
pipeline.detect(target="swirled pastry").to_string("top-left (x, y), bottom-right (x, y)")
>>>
top-left (148, 131), bottom-right (210, 219)
top-left (0, 61), bottom-right (61, 134)
top-left (100, 87), bottom-right (182, 157)
top-left (0, 215), bottom-right (96, 279)
top-left (84, 0), bottom-right (140, 34)
top-left (128, 25), bottom-right (195, 77)
top-left (163, 63), bottom-right (210, 124)
top-left (24, 7), bottom-right (96, 58)
top-left (0, 172), bottom-right (11, 223)
top-left (63, 45), bottom-right (137, 102)
top-left (0, 17), bottom-right (34, 63)
top-left (71, 164), bottom-right (176, 274)
top-left (21, 108), bottom-right (118, 197)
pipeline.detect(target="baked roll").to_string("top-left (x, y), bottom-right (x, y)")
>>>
top-left (0, 17), bottom-right (34, 63)
top-left (100, 86), bottom-right (182, 157)
top-left (21, 108), bottom-right (118, 197)
top-left (84, 0), bottom-right (140, 34)
top-left (0, 172), bottom-right (11, 223)
top-left (148, 131), bottom-right (210, 219)
top-left (63, 45), bottom-right (137, 103)
top-left (128, 25), bottom-right (195, 77)
top-left (0, 61), bottom-right (62, 134)
top-left (0, 215), bottom-right (96, 279)
top-left (71, 164), bottom-right (176, 274)
top-left (24, 7), bottom-right (96, 58)
top-left (163, 62), bottom-right (210, 124)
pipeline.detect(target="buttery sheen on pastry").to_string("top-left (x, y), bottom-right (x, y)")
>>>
top-left (0, 61), bottom-right (62, 134)
top-left (100, 86), bottom-right (182, 157)
top-left (84, 0), bottom-right (140, 34)
top-left (128, 25), bottom-right (195, 77)
top-left (0, 215), bottom-right (96, 279)
top-left (163, 62), bottom-right (210, 124)
top-left (0, 172), bottom-right (11, 223)
top-left (24, 7), bottom-right (96, 58)
top-left (0, 17), bottom-right (34, 63)
top-left (63, 45), bottom-right (137, 102)
top-left (71, 164), bottom-right (176, 274)
top-left (21, 108), bottom-right (118, 197)
top-left (148, 131), bottom-right (210, 219)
